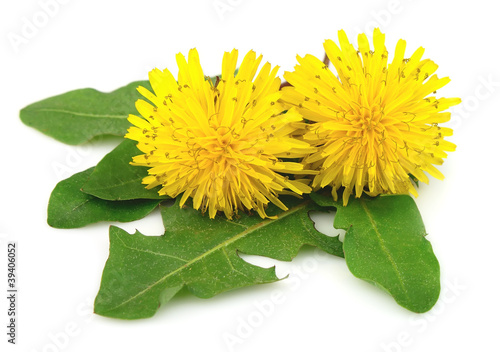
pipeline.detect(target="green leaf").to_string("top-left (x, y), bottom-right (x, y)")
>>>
top-left (82, 139), bottom-right (166, 201)
top-left (94, 197), bottom-right (343, 319)
top-left (310, 189), bottom-right (341, 208)
top-left (48, 167), bottom-right (162, 229)
top-left (335, 195), bottom-right (440, 313)
top-left (20, 80), bottom-right (151, 145)
top-left (409, 174), bottom-right (420, 187)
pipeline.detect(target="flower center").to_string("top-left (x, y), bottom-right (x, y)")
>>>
top-left (348, 103), bottom-right (386, 142)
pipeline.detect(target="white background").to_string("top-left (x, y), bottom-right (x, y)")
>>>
top-left (1, 0), bottom-right (499, 351)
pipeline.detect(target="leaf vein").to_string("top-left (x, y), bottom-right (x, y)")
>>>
top-left (115, 235), bottom-right (188, 262)
top-left (70, 199), bottom-right (91, 212)
top-left (32, 108), bottom-right (127, 119)
top-left (360, 199), bottom-right (409, 298)
top-left (222, 248), bottom-right (249, 278)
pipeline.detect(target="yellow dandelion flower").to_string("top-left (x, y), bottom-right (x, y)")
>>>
top-left (281, 28), bottom-right (461, 205)
top-left (125, 48), bottom-right (315, 219)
